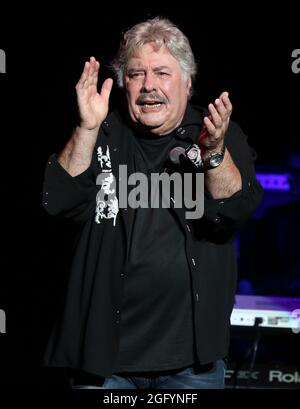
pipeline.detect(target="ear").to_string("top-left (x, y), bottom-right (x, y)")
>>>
top-left (186, 77), bottom-right (192, 96)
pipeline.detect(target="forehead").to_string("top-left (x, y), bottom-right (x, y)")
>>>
top-left (126, 43), bottom-right (181, 70)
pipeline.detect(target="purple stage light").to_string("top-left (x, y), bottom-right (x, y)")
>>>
top-left (256, 173), bottom-right (290, 191)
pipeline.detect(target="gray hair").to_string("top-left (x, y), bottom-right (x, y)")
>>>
top-left (111, 17), bottom-right (197, 90)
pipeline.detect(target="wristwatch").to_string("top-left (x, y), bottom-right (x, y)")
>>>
top-left (202, 143), bottom-right (226, 170)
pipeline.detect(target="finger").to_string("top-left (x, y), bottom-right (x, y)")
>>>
top-left (76, 61), bottom-right (90, 89)
top-left (100, 78), bottom-right (113, 102)
top-left (214, 98), bottom-right (228, 121)
top-left (92, 61), bottom-right (100, 87)
top-left (88, 56), bottom-right (96, 87)
top-left (208, 103), bottom-right (222, 128)
top-left (220, 91), bottom-right (233, 113)
top-left (203, 116), bottom-right (216, 135)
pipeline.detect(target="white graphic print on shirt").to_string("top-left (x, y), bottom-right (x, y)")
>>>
top-left (95, 146), bottom-right (119, 226)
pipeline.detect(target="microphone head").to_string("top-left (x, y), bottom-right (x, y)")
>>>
top-left (168, 146), bottom-right (186, 165)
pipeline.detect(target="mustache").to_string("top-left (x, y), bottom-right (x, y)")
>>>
top-left (136, 93), bottom-right (167, 105)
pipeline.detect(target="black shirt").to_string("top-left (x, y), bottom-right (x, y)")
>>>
top-left (42, 104), bottom-right (263, 377)
top-left (113, 132), bottom-right (195, 374)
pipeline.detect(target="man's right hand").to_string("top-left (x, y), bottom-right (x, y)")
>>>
top-left (57, 57), bottom-right (113, 176)
top-left (76, 56), bottom-right (113, 131)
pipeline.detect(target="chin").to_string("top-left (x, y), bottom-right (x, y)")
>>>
top-left (141, 113), bottom-right (167, 127)
top-left (143, 120), bottom-right (164, 129)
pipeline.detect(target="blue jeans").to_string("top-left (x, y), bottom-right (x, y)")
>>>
top-left (71, 359), bottom-right (226, 389)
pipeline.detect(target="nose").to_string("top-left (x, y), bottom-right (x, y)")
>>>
top-left (142, 71), bottom-right (156, 92)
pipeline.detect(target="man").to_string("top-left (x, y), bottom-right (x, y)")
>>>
top-left (42, 17), bottom-right (263, 389)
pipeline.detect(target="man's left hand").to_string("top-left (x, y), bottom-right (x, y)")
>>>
top-left (199, 91), bottom-right (232, 152)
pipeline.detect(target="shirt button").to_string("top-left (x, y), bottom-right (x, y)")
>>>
top-left (214, 217), bottom-right (220, 223)
top-left (120, 272), bottom-right (125, 278)
top-left (219, 201), bottom-right (224, 205)
top-left (116, 309), bottom-right (121, 315)
top-left (116, 320), bottom-right (120, 324)
top-left (48, 161), bottom-right (52, 165)
top-left (177, 127), bottom-right (186, 136)
top-left (45, 192), bottom-right (49, 195)
top-left (186, 224), bottom-right (191, 232)
top-left (248, 181), bottom-right (251, 187)
top-left (191, 258), bottom-right (196, 266)
top-left (44, 202), bottom-right (48, 205)
top-left (195, 293), bottom-right (199, 302)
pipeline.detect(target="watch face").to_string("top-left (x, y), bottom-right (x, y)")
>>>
top-left (210, 153), bottom-right (223, 167)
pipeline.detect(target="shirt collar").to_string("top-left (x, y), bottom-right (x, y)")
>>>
top-left (174, 103), bottom-right (205, 141)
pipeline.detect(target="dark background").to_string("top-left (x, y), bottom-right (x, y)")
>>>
top-left (0, 6), bottom-right (299, 386)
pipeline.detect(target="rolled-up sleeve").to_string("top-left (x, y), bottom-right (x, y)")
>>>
top-left (42, 154), bottom-right (98, 223)
top-left (203, 121), bottom-right (263, 231)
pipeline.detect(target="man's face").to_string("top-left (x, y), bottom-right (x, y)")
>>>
top-left (125, 43), bottom-right (191, 135)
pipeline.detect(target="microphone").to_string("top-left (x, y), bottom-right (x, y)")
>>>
top-left (168, 144), bottom-right (203, 169)
top-left (168, 146), bottom-right (186, 165)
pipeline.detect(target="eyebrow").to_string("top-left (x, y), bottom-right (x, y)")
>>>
top-left (153, 66), bottom-right (171, 72)
top-left (126, 66), bottom-right (172, 74)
